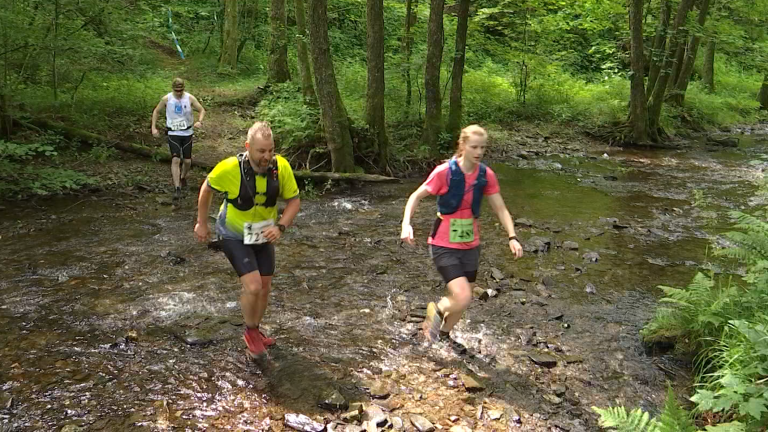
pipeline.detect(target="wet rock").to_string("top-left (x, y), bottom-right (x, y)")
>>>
top-left (585, 283), bottom-right (597, 294)
top-left (60, 426), bottom-right (84, 432)
top-left (341, 410), bottom-right (362, 423)
top-left (517, 329), bottom-right (535, 345)
top-left (506, 408), bottom-right (522, 426)
top-left (603, 175), bottom-right (618, 181)
top-left (551, 384), bottom-right (567, 396)
top-left (524, 237), bottom-right (551, 254)
top-left (409, 415), bottom-right (435, 432)
top-left (490, 268), bottom-right (506, 281)
top-left (363, 405), bottom-right (388, 426)
top-left (582, 252), bottom-right (600, 263)
top-left (391, 417), bottom-right (405, 430)
top-left (364, 421), bottom-right (378, 432)
top-left (373, 398), bottom-right (402, 412)
top-left (460, 374), bottom-right (485, 391)
top-left (598, 217), bottom-right (618, 225)
top-left (541, 276), bottom-right (555, 288)
top-left (449, 416), bottom-right (460, 423)
top-left (529, 297), bottom-right (548, 307)
top-left (612, 222), bottom-right (630, 230)
top-left (472, 287), bottom-right (489, 301)
top-left (529, 353), bottom-right (558, 368)
top-left (487, 410), bottom-right (504, 421)
top-left (543, 394), bottom-right (563, 404)
top-left (535, 284), bottom-right (554, 298)
top-left (160, 250), bottom-right (187, 266)
top-left (174, 328), bottom-right (217, 346)
top-left (486, 289), bottom-right (498, 298)
top-left (547, 311), bottom-right (564, 321)
top-left (285, 413), bottom-right (325, 432)
top-left (497, 279), bottom-right (510, 290)
top-left (369, 383), bottom-right (391, 399)
top-left (561, 241), bottom-right (579, 251)
top-left (437, 368), bottom-right (452, 377)
top-left (562, 355), bottom-right (584, 364)
top-left (450, 426), bottom-right (472, 432)
top-left (318, 389), bottom-right (348, 412)
top-left (516, 218), bottom-right (533, 227)
top-left (707, 136), bottom-right (739, 147)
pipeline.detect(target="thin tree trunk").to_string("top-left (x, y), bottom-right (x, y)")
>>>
top-left (647, 0), bottom-right (694, 140)
top-left (759, 74), bottom-right (768, 110)
top-left (269, 0), bottom-right (290, 83)
top-left (295, 0), bottom-right (316, 103)
top-left (702, 39), bottom-right (716, 93)
top-left (421, 0), bottom-right (445, 152)
top-left (220, 0), bottom-right (239, 69)
top-left (667, 0), bottom-right (696, 93)
top-left (366, 0), bottom-right (388, 167)
top-left (447, 0), bottom-right (470, 142)
top-left (629, 0), bottom-right (648, 143)
top-left (403, 0), bottom-right (416, 111)
top-left (307, 0), bottom-right (355, 172)
top-left (670, 0), bottom-right (712, 106)
top-left (52, 0), bottom-right (59, 101)
top-left (236, 0), bottom-right (257, 62)
top-left (646, 0), bottom-right (670, 99)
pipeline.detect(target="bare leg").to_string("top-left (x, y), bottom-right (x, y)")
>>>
top-left (240, 271), bottom-right (264, 327)
top-left (181, 158), bottom-right (192, 182)
top-left (437, 277), bottom-right (473, 333)
top-left (171, 156), bottom-right (181, 188)
top-left (255, 276), bottom-right (272, 325)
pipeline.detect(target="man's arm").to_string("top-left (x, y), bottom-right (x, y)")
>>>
top-left (151, 96), bottom-right (167, 137)
top-left (189, 94), bottom-right (206, 127)
top-left (487, 193), bottom-right (523, 258)
top-left (279, 197), bottom-right (301, 228)
top-left (194, 180), bottom-right (215, 242)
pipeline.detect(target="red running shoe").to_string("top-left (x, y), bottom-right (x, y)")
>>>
top-left (243, 327), bottom-right (266, 358)
top-left (259, 328), bottom-right (276, 347)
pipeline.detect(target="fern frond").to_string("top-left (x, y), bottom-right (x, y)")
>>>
top-left (592, 406), bottom-right (661, 431)
top-left (658, 384), bottom-right (696, 432)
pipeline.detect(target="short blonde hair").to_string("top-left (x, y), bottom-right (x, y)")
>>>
top-left (455, 125), bottom-right (488, 157)
top-left (247, 121), bottom-right (273, 143)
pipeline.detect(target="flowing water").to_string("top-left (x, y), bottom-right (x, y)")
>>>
top-left (1, 129), bottom-right (767, 431)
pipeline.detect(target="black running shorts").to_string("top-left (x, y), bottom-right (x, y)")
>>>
top-left (429, 245), bottom-right (480, 284)
top-left (167, 134), bottom-right (193, 159)
top-left (218, 239), bottom-right (276, 277)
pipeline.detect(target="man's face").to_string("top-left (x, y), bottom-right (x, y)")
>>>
top-left (172, 84), bottom-right (184, 96)
top-left (246, 135), bottom-right (275, 171)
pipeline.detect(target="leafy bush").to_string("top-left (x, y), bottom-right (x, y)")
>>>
top-left (256, 83), bottom-right (322, 154)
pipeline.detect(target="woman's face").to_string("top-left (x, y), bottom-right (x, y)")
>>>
top-left (463, 135), bottom-right (487, 164)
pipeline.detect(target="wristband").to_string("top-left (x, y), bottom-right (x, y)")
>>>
top-left (509, 236), bottom-right (518, 242)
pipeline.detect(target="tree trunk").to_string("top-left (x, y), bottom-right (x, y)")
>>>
top-left (403, 0), bottom-right (416, 110)
top-left (366, 0), bottom-right (388, 168)
top-left (220, 0), bottom-right (239, 69)
top-left (294, 0), bottom-right (316, 103)
top-left (269, 0), bottom-right (290, 83)
top-left (666, 0), bottom-right (696, 94)
top-left (52, 0), bottom-right (59, 101)
top-left (759, 74), bottom-right (768, 110)
top-left (702, 38), bottom-right (716, 93)
top-left (647, 0), bottom-right (694, 139)
top-left (307, 0), bottom-right (355, 172)
top-left (670, 0), bottom-right (712, 106)
top-left (629, 0), bottom-right (648, 143)
top-left (646, 0), bottom-right (670, 99)
top-left (421, 0), bottom-right (445, 151)
top-left (236, 0), bottom-right (258, 62)
top-left (447, 0), bottom-right (470, 142)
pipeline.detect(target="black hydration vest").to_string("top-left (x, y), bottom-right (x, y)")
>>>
top-left (229, 153), bottom-right (280, 210)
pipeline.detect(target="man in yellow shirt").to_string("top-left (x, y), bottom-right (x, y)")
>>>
top-left (194, 121), bottom-right (301, 358)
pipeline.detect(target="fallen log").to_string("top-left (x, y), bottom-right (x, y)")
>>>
top-left (14, 117), bottom-right (400, 183)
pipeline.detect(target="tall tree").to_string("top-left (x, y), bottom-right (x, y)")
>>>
top-left (646, 0), bottom-right (671, 99)
top-left (307, 0), bottom-right (355, 172)
top-left (366, 0), bottom-right (388, 167)
top-left (667, 0), bottom-right (697, 93)
top-left (294, 0), bottom-right (316, 103)
top-left (269, 0), bottom-right (290, 83)
top-left (628, 0), bottom-right (648, 143)
top-left (447, 0), bottom-right (470, 141)
top-left (236, 0), bottom-right (258, 62)
top-left (702, 39), bottom-right (716, 93)
top-left (220, 0), bottom-right (239, 70)
top-left (403, 0), bottom-right (417, 111)
top-left (647, 0), bottom-right (695, 140)
top-left (670, 0), bottom-right (713, 106)
top-left (759, 74), bottom-right (768, 110)
top-left (421, 0), bottom-right (445, 151)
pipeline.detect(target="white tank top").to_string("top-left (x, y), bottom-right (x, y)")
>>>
top-left (165, 92), bottom-right (194, 136)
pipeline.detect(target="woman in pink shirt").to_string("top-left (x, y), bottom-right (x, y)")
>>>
top-left (400, 125), bottom-right (523, 343)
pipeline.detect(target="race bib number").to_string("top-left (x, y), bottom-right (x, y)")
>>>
top-left (169, 118), bottom-right (188, 131)
top-left (243, 220), bottom-right (275, 245)
top-left (449, 218), bottom-right (475, 243)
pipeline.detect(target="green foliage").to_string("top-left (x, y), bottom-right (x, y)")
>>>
top-left (257, 83), bottom-right (322, 154)
top-left (593, 386), bottom-right (696, 431)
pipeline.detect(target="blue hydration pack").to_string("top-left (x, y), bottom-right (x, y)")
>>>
top-left (437, 158), bottom-right (487, 218)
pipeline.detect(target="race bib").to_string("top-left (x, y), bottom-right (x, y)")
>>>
top-left (449, 218), bottom-right (475, 243)
top-left (243, 219), bottom-right (275, 245)
top-left (169, 118), bottom-right (188, 131)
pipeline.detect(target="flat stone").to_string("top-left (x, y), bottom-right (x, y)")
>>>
top-left (486, 289), bottom-right (498, 298)
top-left (582, 252), bottom-right (600, 263)
top-left (487, 409), bottom-right (504, 421)
top-left (544, 394), bottom-right (563, 404)
top-left (449, 416), bottom-right (460, 423)
top-left (460, 374), bottom-right (485, 391)
top-left (61, 426), bottom-right (84, 432)
top-left (562, 355), bottom-right (584, 364)
top-left (551, 383), bottom-right (567, 396)
top-left (524, 237), bottom-right (551, 254)
top-left (585, 283), bottom-right (597, 294)
top-left (437, 369), bottom-right (452, 377)
top-left (341, 410), bottom-right (361, 423)
top-left (391, 417), bottom-right (405, 430)
top-left (505, 408), bottom-right (522, 425)
top-left (369, 383), bottom-right (391, 399)
top-left (363, 405), bottom-right (388, 426)
top-left (529, 353), bottom-right (558, 368)
top-left (490, 268), bottom-right (505, 281)
top-left (373, 398), bottom-right (402, 411)
top-left (547, 311), bottom-right (564, 321)
top-left (472, 286), bottom-right (487, 300)
top-left (409, 415), bottom-right (435, 432)
top-left (285, 413), bottom-right (325, 432)
top-left (562, 241), bottom-right (579, 250)
top-left (497, 279), bottom-right (510, 290)
top-left (318, 389), bottom-right (348, 412)
top-left (541, 276), bottom-right (555, 288)
top-left (516, 218), bottom-right (533, 227)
